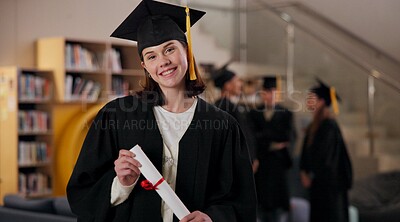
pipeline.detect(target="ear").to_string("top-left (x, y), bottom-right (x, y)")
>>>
top-left (141, 61), bottom-right (146, 69)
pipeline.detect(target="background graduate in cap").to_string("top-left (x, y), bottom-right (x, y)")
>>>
top-left (248, 76), bottom-right (295, 222)
top-left (300, 78), bottom-right (353, 222)
top-left (67, 1), bottom-right (257, 222)
top-left (212, 62), bottom-right (258, 171)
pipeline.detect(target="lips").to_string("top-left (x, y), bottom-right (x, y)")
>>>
top-left (159, 67), bottom-right (177, 77)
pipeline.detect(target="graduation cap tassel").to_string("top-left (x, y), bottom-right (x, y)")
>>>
top-left (185, 6), bottom-right (197, 80)
top-left (276, 75), bottom-right (282, 102)
top-left (330, 87), bottom-right (339, 115)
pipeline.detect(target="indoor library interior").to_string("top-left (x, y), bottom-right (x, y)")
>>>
top-left (1, 0), bottom-right (400, 222)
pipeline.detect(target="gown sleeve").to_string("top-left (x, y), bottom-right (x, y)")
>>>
top-left (67, 102), bottom-right (120, 221)
top-left (203, 121), bottom-right (257, 222)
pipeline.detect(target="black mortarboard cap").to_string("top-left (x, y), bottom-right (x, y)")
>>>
top-left (263, 76), bottom-right (277, 89)
top-left (262, 75), bottom-right (283, 101)
top-left (212, 63), bottom-right (236, 89)
top-left (110, 0), bottom-right (205, 56)
top-left (310, 78), bottom-right (341, 107)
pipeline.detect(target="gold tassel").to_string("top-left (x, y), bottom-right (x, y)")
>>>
top-left (276, 76), bottom-right (282, 102)
top-left (330, 87), bottom-right (339, 115)
top-left (185, 6), bottom-right (196, 80)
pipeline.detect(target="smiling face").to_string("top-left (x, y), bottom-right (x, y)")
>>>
top-left (141, 40), bottom-right (188, 93)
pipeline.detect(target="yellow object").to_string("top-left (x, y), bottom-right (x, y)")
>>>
top-left (276, 76), bottom-right (282, 102)
top-left (185, 6), bottom-right (196, 80)
top-left (330, 87), bottom-right (339, 115)
top-left (0, 67), bottom-right (18, 204)
top-left (54, 104), bottom-right (103, 195)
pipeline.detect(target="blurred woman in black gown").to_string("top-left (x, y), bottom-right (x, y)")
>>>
top-left (300, 79), bottom-right (353, 222)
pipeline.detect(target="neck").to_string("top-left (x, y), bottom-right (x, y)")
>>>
top-left (161, 88), bottom-right (195, 113)
top-left (264, 100), bottom-right (275, 108)
top-left (313, 106), bottom-right (330, 119)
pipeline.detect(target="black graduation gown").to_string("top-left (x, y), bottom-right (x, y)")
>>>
top-left (300, 118), bottom-right (353, 222)
top-left (66, 96), bottom-right (257, 222)
top-left (214, 97), bottom-right (257, 160)
top-left (249, 104), bottom-right (294, 211)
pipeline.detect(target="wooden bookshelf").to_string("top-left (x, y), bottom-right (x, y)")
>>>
top-left (35, 37), bottom-right (144, 195)
top-left (0, 67), bottom-right (54, 203)
top-left (0, 67), bottom-right (18, 205)
top-left (36, 37), bottom-right (144, 102)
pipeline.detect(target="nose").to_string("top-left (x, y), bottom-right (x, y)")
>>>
top-left (159, 55), bottom-right (171, 67)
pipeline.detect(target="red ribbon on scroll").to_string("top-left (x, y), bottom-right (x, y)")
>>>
top-left (140, 178), bottom-right (165, 190)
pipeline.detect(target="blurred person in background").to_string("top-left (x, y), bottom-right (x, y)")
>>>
top-left (213, 63), bottom-right (258, 171)
top-left (249, 76), bottom-right (295, 222)
top-left (300, 79), bottom-right (352, 222)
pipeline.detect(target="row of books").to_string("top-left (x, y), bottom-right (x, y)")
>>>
top-left (18, 110), bottom-right (49, 133)
top-left (18, 73), bottom-right (52, 101)
top-left (18, 141), bottom-right (50, 166)
top-left (65, 43), bottom-right (104, 70)
top-left (19, 172), bottom-right (52, 196)
top-left (112, 76), bottom-right (130, 96)
top-left (65, 74), bottom-right (101, 102)
top-left (109, 48), bottom-right (122, 73)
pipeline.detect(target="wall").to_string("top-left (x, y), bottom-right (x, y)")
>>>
top-left (264, 0), bottom-right (400, 61)
top-left (297, 0), bottom-right (400, 61)
top-left (0, 0), bottom-right (17, 66)
top-left (2, 0), bottom-right (400, 66)
top-left (0, 0), bottom-right (233, 68)
top-left (0, 0), bottom-right (138, 67)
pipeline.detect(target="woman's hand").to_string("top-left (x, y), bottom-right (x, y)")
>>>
top-left (114, 149), bottom-right (142, 186)
top-left (180, 211), bottom-right (212, 222)
top-left (252, 159), bottom-right (260, 173)
top-left (300, 171), bottom-right (312, 188)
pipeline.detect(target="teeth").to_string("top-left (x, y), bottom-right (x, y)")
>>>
top-left (162, 69), bottom-right (174, 75)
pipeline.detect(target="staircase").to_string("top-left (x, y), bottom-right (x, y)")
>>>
top-left (339, 112), bottom-right (400, 180)
top-left (188, 0), bottom-right (400, 181)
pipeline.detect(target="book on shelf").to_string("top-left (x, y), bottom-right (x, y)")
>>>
top-left (80, 80), bottom-right (94, 100)
top-left (110, 48), bottom-right (122, 73)
top-left (18, 172), bottom-right (52, 196)
top-left (18, 73), bottom-right (52, 101)
top-left (88, 82), bottom-right (102, 102)
top-left (18, 110), bottom-right (49, 133)
top-left (18, 141), bottom-right (50, 165)
top-left (65, 74), bottom-right (102, 102)
top-left (112, 76), bottom-right (130, 96)
top-left (71, 76), bottom-right (85, 99)
top-left (65, 43), bottom-right (101, 70)
top-left (65, 74), bottom-right (73, 101)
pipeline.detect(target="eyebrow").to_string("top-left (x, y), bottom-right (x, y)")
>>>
top-left (143, 42), bottom-right (176, 57)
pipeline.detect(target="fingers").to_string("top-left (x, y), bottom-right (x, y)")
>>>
top-left (118, 149), bottom-right (134, 158)
top-left (180, 211), bottom-right (212, 222)
top-left (114, 149), bottom-right (142, 185)
top-left (116, 149), bottom-right (142, 167)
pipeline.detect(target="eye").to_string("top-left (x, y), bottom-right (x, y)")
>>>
top-left (165, 47), bottom-right (175, 54)
top-left (146, 54), bottom-right (156, 61)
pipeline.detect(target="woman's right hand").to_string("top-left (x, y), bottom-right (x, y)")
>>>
top-left (114, 149), bottom-right (142, 186)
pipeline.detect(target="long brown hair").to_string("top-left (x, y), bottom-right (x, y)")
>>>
top-left (306, 103), bottom-right (332, 146)
top-left (136, 41), bottom-right (206, 106)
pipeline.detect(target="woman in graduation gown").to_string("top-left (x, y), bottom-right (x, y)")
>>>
top-left (300, 79), bottom-right (353, 222)
top-left (66, 1), bottom-right (257, 222)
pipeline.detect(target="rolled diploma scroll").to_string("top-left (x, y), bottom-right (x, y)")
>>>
top-left (130, 144), bottom-right (190, 220)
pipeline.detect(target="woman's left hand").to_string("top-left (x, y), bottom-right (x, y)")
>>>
top-left (180, 211), bottom-right (212, 222)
